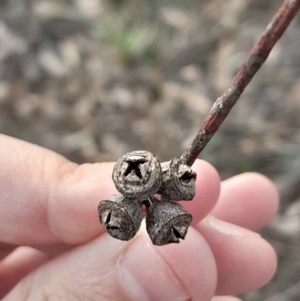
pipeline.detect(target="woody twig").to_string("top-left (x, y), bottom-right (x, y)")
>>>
top-left (180, 0), bottom-right (300, 166)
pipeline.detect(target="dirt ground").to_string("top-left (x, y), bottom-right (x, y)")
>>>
top-left (0, 0), bottom-right (300, 300)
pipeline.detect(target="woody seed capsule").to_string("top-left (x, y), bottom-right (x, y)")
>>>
top-left (146, 197), bottom-right (192, 246)
top-left (158, 158), bottom-right (197, 201)
top-left (98, 194), bottom-right (143, 241)
top-left (112, 150), bottom-right (162, 199)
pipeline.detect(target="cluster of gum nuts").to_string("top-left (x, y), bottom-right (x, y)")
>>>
top-left (98, 150), bottom-right (197, 246)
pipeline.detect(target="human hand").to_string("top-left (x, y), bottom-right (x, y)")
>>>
top-left (0, 134), bottom-right (278, 301)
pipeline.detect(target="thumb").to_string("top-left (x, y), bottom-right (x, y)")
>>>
top-left (5, 225), bottom-right (217, 301)
top-left (119, 226), bottom-right (217, 301)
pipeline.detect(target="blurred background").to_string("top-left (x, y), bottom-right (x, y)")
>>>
top-left (0, 0), bottom-right (300, 299)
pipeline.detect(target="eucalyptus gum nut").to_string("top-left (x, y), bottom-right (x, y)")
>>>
top-left (157, 158), bottom-right (197, 201)
top-left (98, 194), bottom-right (143, 241)
top-left (146, 198), bottom-right (192, 246)
top-left (112, 150), bottom-right (162, 199)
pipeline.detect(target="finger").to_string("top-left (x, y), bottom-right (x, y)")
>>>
top-left (0, 134), bottom-right (115, 245)
top-left (0, 247), bottom-right (48, 298)
top-left (4, 225), bottom-right (217, 301)
top-left (197, 216), bottom-right (277, 295)
top-left (0, 242), bottom-right (71, 262)
top-left (211, 173), bottom-right (279, 230)
top-left (31, 243), bottom-right (74, 257)
top-left (212, 297), bottom-right (242, 301)
top-left (0, 243), bottom-right (17, 260)
top-left (0, 134), bottom-right (220, 246)
top-left (181, 160), bottom-right (220, 225)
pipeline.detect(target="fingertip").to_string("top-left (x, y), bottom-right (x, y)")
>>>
top-left (212, 172), bottom-right (279, 230)
top-left (240, 172), bottom-right (279, 214)
top-left (260, 238), bottom-right (277, 284)
top-left (197, 217), bottom-right (277, 295)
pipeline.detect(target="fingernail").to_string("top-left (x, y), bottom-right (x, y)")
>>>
top-left (207, 216), bottom-right (260, 236)
top-left (119, 234), bottom-right (190, 301)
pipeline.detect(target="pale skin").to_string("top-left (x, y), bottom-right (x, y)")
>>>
top-left (0, 134), bottom-right (278, 301)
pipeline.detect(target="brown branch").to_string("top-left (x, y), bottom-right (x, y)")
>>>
top-left (180, 0), bottom-right (300, 166)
